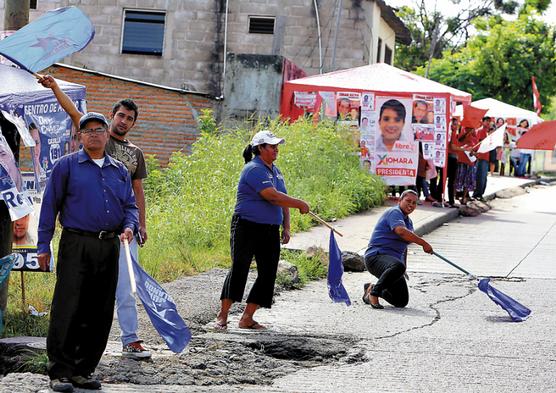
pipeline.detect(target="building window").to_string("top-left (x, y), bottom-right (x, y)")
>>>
top-left (122, 10), bottom-right (165, 56)
top-left (30, 0), bottom-right (37, 9)
top-left (384, 45), bottom-right (392, 65)
top-left (249, 16), bottom-right (275, 34)
top-left (376, 38), bottom-right (382, 63)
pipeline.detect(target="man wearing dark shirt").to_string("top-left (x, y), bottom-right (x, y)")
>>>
top-left (105, 99), bottom-right (151, 359)
top-left (363, 190), bottom-right (433, 309)
top-left (37, 108), bottom-right (138, 392)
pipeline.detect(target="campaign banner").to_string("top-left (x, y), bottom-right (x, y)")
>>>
top-left (294, 91), bottom-right (317, 109)
top-left (336, 92), bottom-right (361, 122)
top-left (24, 99), bottom-right (80, 187)
top-left (371, 97), bottom-right (418, 186)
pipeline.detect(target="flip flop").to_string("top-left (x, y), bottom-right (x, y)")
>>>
top-left (213, 320), bottom-right (228, 331)
top-left (239, 321), bottom-right (266, 330)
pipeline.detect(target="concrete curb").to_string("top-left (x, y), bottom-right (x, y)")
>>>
top-left (414, 177), bottom-right (555, 237)
top-left (414, 208), bottom-right (459, 237)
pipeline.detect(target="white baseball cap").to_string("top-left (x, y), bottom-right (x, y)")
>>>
top-left (251, 130), bottom-right (285, 147)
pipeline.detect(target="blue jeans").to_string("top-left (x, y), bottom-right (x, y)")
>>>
top-left (518, 153), bottom-right (531, 177)
top-left (473, 160), bottom-right (488, 198)
top-left (116, 237), bottom-right (140, 346)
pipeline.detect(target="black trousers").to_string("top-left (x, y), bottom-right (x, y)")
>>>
top-left (365, 254), bottom-right (408, 308)
top-left (220, 214), bottom-right (280, 308)
top-left (447, 155), bottom-right (458, 205)
top-left (0, 204), bottom-right (12, 313)
top-left (429, 167), bottom-right (444, 202)
top-left (47, 230), bottom-right (119, 379)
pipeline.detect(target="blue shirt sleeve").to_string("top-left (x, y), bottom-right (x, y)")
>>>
top-left (245, 166), bottom-right (275, 193)
top-left (387, 208), bottom-right (407, 231)
top-left (37, 156), bottom-right (70, 254)
top-left (121, 168), bottom-right (139, 233)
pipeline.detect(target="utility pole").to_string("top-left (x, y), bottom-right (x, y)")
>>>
top-left (0, 0), bottom-right (30, 314)
top-left (3, 0), bottom-right (30, 30)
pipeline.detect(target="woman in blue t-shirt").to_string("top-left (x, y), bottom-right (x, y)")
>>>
top-left (363, 190), bottom-right (433, 309)
top-left (215, 131), bottom-right (310, 330)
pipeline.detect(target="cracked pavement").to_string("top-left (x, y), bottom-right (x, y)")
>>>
top-left (2, 182), bottom-right (555, 392)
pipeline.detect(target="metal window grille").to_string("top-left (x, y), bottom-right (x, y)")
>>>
top-left (249, 17), bottom-right (275, 34)
top-left (122, 10), bottom-right (165, 55)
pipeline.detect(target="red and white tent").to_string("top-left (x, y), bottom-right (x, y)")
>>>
top-left (280, 63), bottom-right (471, 120)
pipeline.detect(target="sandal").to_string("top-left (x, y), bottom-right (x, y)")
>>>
top-left (213, 320), bottom-right (228, 331)
top-left (362, 284), bottom-right (384, 309)
top-left (239, 321), bottom-right (266, 330)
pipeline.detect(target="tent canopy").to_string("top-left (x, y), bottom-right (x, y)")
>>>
top-left (454, 98), bottom-right (542, 125)
top-left (0, 64), bottom-right (85, 109)
top-left (284, 63), bottom-right (472, 101)
top-left (516, 120), bottom-right (556, 150)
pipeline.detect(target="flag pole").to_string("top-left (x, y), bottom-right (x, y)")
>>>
top-left (309, 211), bottom-right (343, 237)
top-left (123, 238), bottom-right (137, 294)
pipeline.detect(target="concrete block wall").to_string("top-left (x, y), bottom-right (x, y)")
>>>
top-left (46, 64), bottom-right (214, 166)
top-left (1, 0), bottom-right (224, 95)
top-left (1, 0), bottom-right (400, 103)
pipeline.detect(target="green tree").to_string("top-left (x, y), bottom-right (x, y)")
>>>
top-left (394, 0), bottom-right (550, 74)
top-left (419, 11), bottom-right (556, 112)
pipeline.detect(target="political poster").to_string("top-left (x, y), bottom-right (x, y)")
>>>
top-left (294, 91), bottom-right (317, 109)
top-left (319, 92), bottom-right (337, 119)
top-left (370, 97), bottom-right (418, 185)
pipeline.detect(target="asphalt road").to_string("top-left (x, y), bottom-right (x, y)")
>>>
top-left (3, 184), bottom-right (555, 393)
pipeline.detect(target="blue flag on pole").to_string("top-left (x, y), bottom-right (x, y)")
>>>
top-left (327, 230), bottom-right (351, 306)
top-left (478, 278), bottom-right (531, 322)
top-left (0, 7), bottom-right (94, 73)
top-left (131, 254), bottom-right (191, 353)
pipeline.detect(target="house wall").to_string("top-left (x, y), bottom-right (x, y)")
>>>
top-left (46, 64), bottom-right (214, 166)
top-left (0, 0), bottom-right (401, 95)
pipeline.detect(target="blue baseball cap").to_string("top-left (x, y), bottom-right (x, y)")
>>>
top-left (79, 112), bottom-right (108, 129)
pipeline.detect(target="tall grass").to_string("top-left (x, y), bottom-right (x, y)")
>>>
top-left (3, 113), bottom-right (385, 337)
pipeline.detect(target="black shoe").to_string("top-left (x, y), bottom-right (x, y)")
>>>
top-left (70, 375), bottom-right (101, 390)
top-left (49, 378), bottom-right (74, 392)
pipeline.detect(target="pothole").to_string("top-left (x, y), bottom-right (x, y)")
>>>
top-left (243, 337), bottom-right (347, 361)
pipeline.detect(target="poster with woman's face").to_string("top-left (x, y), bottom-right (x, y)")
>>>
top-left (371, 97), bottom-right (419, 186)
top-left (375, 97), bottom-right (414, 153)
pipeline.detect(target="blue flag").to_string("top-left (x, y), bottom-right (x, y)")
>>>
top-left (131, 254), bottom-right (191, 353)
top-left (478, 278), bottom-right (531, 322)
top-left (0, 7), bottom-right (94, 73)
top-left (327, 230), bottom-right (351, 306)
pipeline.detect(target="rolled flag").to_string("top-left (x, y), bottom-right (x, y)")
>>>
top-left (327, 230), bottom-right (351, 306)
top-left (532, 76), bottom-right (542, 116)
top-left (131, 253), bottom-right (191, 353)
top-left (478, 278), bottom-right (531, 322)
top-left (0, 6), bottom-right (94, 73)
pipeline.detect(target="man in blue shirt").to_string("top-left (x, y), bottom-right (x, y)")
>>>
top-left (37, 112), bottom-right (138, 393)
top-left (363, 190), bottom-right (433, 309)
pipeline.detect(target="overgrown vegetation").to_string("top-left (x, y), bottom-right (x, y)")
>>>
top-left (4, 113), bottom-right (385, 337)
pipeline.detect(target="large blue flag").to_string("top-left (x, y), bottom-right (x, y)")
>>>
top-left (0, 7), bottom-right (94, 73)
top-left (131, 254), bottom-right (191, 353)
top-left (478, 278), bottom-right (531, 322)
top-left (327, 230), bottom-right (351, 306)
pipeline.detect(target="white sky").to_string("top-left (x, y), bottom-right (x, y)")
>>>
top-left (386, 0), bottom-right (556, 25)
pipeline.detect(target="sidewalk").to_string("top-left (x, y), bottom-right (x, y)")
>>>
top-left (285, 175), bottom-right (538, 255)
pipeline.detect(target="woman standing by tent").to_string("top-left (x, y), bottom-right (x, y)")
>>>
top-left (453, 126), bottom-right (478, 205)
